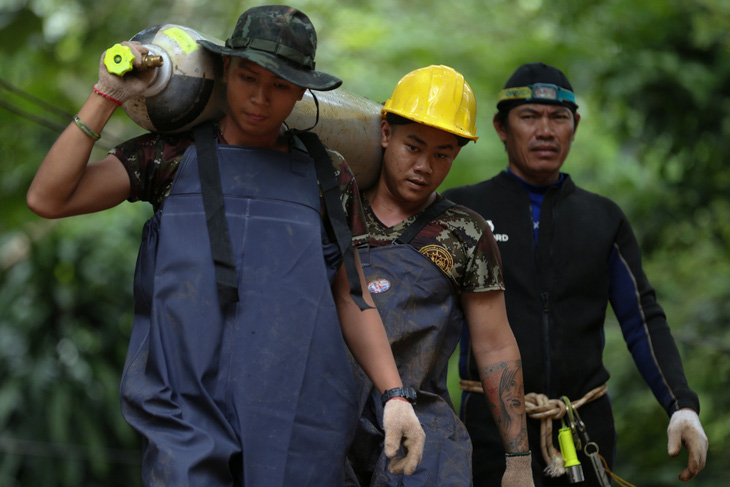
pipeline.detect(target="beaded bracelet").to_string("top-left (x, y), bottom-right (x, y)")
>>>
top-left (72, 115), bottom-right (101, 141)
top-left (92, 86), bottom-right (123, 106)
top-left (505, 450), bottom-right (531, 457)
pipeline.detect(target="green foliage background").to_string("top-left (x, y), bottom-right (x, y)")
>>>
top-left (1, 0), bottom-right (729, 485)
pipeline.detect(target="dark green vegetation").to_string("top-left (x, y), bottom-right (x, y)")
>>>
top-left (2, 0), bottom-right (729, 485)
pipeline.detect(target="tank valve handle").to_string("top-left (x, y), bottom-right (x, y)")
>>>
top-left (104, 43), bottom-right (164, 76)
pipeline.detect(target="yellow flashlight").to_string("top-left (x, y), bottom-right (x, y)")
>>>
top-left (558, 425), bottom-right (585, 483)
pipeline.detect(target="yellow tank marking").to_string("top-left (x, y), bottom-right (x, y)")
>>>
top-left (162, 27), bottom-right (199, 54)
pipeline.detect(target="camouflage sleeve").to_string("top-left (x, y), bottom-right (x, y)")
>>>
top-left (110, 131), bottom-right (193, 210)
top-left (454, 206), bottom-right (505, 293)
top-left (328, 148), bottom-right (369, 243)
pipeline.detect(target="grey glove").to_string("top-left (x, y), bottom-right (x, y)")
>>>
top-left (382, 398), bottom-right (425, 475)
top-left (502, 453), bottom-right (535, 487)
top-left (667, 408), bottom-right (708, 481)
top-left (94, 41), bottom-right (156, 104)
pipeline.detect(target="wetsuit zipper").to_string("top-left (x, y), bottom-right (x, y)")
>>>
top-left (541, 291), bottom-right (552, 395)
top-left (538, 188), bottom-right (558, 397)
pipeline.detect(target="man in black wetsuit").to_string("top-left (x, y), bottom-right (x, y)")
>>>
top-left (444, 62), bottom-right (708, 486)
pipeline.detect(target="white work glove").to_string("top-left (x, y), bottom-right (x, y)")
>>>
top-left (667, 408), bottom-right (708, 481)
top-left (382, 398), bottom-right (426, 475)
top-left (502, 453), bottom-right (535, 487)
top-left (94, 41), bottom-right (156, 104)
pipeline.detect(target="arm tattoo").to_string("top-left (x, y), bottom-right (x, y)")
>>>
top-left (480, 360), bottom-right (528, 452)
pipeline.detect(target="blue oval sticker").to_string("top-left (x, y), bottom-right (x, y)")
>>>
top-left (368, 278), bottom-right (391, 294)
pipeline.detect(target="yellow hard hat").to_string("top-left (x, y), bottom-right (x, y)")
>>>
top-left (382, 65), bottom-right (478, 142)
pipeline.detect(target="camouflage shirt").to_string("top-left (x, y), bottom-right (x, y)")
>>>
top-left (110, 129), bottom-right (367, 240)
top-left (358, 193), bottom-right (505, 293)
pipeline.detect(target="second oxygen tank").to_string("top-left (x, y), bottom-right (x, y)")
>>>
top-left (116, 24), bottom-right (382, 189)
top-left (285, 90), bottom-right (382, 190)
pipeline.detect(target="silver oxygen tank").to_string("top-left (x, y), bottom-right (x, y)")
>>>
top-left (285, 90), bottom-right (382, 190)
top-left (106, 24), bottom-right (382, 189)
top-left (117, 24), bottom-right (227, 134)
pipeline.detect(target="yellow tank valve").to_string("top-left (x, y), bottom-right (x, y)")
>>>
top-left (104, 43), bottom-right (136, 76)
top-left (558, 426), bottom-right (585, 483)
top-left (104, 44), bottom-right (163, 76)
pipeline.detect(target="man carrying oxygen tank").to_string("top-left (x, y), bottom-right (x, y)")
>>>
top-left (345, 65), bottom-right (535, 487)
top-left (27, 5), bottom-right (425, 486)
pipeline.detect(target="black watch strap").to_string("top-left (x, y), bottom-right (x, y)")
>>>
top-left (381, 387), bottom-right (417, 407)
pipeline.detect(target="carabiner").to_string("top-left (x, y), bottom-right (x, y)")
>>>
top-left (584, 441), bottom-right (611, 487)
top-left (561, 396), bottom-right (582, 451)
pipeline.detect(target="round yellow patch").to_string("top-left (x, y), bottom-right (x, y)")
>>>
top-left (419, 244), bottom-right (454, 275)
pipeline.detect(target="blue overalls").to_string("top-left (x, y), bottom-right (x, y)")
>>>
top-left (120, 135), bottom-right (360, 486)
top-left (347, 213), bottom-right (472, 486)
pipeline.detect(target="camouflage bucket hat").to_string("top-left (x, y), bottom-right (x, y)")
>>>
top-left (198, 5), bottom-right (341, 91)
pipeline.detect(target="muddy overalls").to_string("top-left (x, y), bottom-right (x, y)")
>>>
top-left (347, 200), bottom-right (472, 486)
top-left (120, 127), bottom-right (360, 486)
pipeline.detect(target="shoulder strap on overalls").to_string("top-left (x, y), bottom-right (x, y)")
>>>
top-left (193, 122), bottom-right (239, 306)
top-left (394, 198), bottom-right (456, 245)
top-left (294, 130), bottom-right (372, 311)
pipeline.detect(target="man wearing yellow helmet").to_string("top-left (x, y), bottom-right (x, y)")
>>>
top-left (346, 65), bottom-right (534, 487)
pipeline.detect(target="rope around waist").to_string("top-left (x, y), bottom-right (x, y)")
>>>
top-left (460, 380), bottom-right (607, 419)
top-left (460, 380), bottom-right (608, 477)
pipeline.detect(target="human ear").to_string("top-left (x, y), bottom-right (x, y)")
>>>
top-left (572, 112), bottom-right (581, 137)
top-left (493, 113), bottom-right (508, 143)
top-left (222, 56), bottom-right (231, 82)
top-left (380, 119), bottom-right (392, 149)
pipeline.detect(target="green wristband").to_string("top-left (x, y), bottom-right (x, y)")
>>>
top-left (505, 450), bottom-right (531, 457)
top-left (72, 114), bottom-right (101, 141)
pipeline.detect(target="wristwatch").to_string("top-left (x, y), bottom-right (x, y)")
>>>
top-left (381, 387), bottom-right (417, 407)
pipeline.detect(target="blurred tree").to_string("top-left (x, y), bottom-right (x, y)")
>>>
top-left (0, 207), bottom-right (148, 486)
